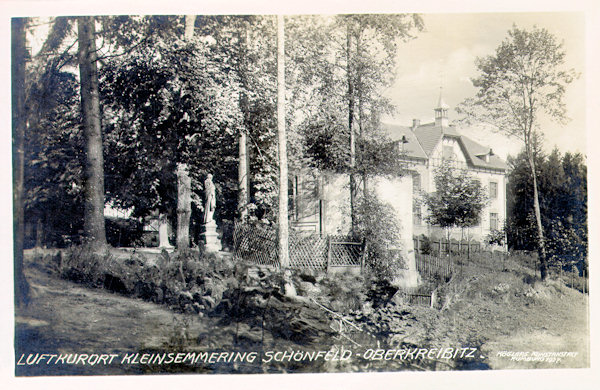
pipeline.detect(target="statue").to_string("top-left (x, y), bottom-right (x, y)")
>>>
top-left (202, 173), bottom-right (222, 252)
top-left (203, 173), bottom-right (216, 224)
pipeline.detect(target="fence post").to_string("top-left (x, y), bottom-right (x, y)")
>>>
top-left (361, 239), bottom-right (367, 273)
top-left (467, 239), bottom-right (470, 260)
top-left (326, 236), bottom-right (332, 274)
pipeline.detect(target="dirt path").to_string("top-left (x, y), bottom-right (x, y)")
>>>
top-left (15, 263), bottom-right (241, 375)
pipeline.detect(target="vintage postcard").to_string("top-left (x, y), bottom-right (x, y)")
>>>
top-left (3, 1), bottom-right (598, 389)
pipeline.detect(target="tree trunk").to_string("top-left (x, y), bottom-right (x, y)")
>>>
top-left (346, 24), bottom-right (357, 235)
top-left (238, 129), bottom-right (249, 221)
top-left (528, 152), bottom-right (548, 280)
top-left (175, 15), bottom-right (196, 249)
top-left (176, 164), bottom-right (191, 249)
top-left (77, 16), bottom-right (107, 250)
top-left (35, 217), bottom-right (44, 248)
top-left (12, 17), bottom-right (30, 307)
top-left (184, 15), bottom-right (195, 40)
top-left (237, 26), bottom-right (250, 222)
top-left (276, 15), bottom-right (290, 270)
top-left (356, 35), bottom-right (368, 200)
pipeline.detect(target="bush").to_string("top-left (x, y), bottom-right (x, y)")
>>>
top-left (545, 218), bottom-right (588, 275)
top-left (105, 217), bottom-right (145, 247)
top-left (354, 194), bottom-right (404, 282)
top-left (485, 228), bottom-right (506, 246)
top-left (418, 234), bottom-right (432, 255)
top-left (60, 244), bottom-right (109, 287)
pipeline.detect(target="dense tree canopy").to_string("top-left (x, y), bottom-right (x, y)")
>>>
top-left (286, 15), bottom-right (423, 230)
top-left (100, 23), bottom-right (243, 218)
top-left (423, 163), bottom-right (488, 237)
top-left (21, 14), bottom-right (425, 249)
top-left (506, 148), bottom-right (587, 269)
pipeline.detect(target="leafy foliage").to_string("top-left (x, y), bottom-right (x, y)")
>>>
top-left (457, 25), bottom-right (579, 279)
top-left (423, 163), bottom-right (488, 232)
top-left (506, 148), bottom-right (587, 269)
top-left (353, 194), bottom-right (403, 281)
top-left (287, 14), bottom-right (423, 182)
top-left (457, 25), bottom-right (578, 140)
top-left (100, 17), bottom-right (244, 227)
top-left (23, 52), bottom-right (85, 247)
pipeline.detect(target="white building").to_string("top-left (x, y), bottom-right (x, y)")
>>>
top-left (384, 94), bottom-right (508, 243)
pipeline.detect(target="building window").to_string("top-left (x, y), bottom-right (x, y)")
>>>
top-left (490, 212), bottom-right (498, 231)
top-left (413, 204), bottom-right (422, 225)
top-left (412, 172), bottom-right (421, 193)
top-left (489, 181), bottom-right (498, 199)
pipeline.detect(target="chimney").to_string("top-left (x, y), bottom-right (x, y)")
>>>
top-left (412, 119), bottom-right (420, 128)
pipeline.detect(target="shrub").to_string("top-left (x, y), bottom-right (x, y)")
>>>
top-left (354, 194), bottom-right (403, 282)
top-left (419, 234), bottom-right (432, 255)
top-left (60, 244), bottom-right (109, 287)
top-left (485, 228), bottom-right (506, 246)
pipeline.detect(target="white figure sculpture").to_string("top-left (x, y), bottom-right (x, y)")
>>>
top-left (203, 173), bottom-right (216, 224)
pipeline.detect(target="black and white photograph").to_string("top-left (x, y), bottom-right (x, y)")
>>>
top-left (3, 0), bottom-right (598, 388)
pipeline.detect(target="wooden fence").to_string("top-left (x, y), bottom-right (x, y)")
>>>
top-left (233, 224), bottom-right (365, 272)
top-left (415, 253), bottom-right (454, 280)
top-left (413, 236), bottom-right (484, 257)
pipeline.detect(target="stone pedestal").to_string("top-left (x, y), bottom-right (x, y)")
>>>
top-left (202, 220), bottom-right (222, 253)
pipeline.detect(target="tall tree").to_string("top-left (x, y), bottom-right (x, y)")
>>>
top-left (12, 17), bottom-right (30, 306)
top-left (78, 16), bottom-right (107, 249)
top-left (200, 16), bottom-right (278, 224)
top-left (457, 26), bottom-right (578, 280)
top-left (196, 16), bottom-right (278, 223)
top-left (287, 14), bottom-right (423, 232)
top-left (277, 15), bottom-right (290, 270)
top-left (176, 15), bottom-right (196, 249)
top-left (506, 148), bottom-right (587, 269)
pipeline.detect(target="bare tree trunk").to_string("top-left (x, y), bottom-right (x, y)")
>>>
top-left (237, 26), bottom-right (250, 222)
top-left (277, 15), bottom-right (290, 270)
top-left (346, 25), bottom-right (357, 235)
top-left (176, 164), bottom-right (191, 249)
top-left (175, 15), bottom-right (197, 250)
top-left (12, 17), bottom-right (30, 307)
top-left (238, 129), bottom-right (249, 221)
top-left (184, 15), bottom-right (195, 40)
top-left (35, 217), bottom-right (44, 248)
top-left (528, 152), bottom-right (548, 280)
top-left (78, 16), bottom-right (107, 250)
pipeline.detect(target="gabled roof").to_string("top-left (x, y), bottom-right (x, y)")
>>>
top-left (413, 123), bottom-right (443, 156)
top-left (458, 135), bottom-right (508, 171)
top-left (382, 121), bottom-right (507, 172)
top-left (382, 123), bottom-right (428, 160)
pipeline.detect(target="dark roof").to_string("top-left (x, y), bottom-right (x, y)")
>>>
top-left (458, 135), bottom-right (508, 171)
top-left (413, 123), bottom-right (443, 156)
top-left (382, 123), bottom-right (428, 159)
top-left (382, 122), bottom-right (507, 172)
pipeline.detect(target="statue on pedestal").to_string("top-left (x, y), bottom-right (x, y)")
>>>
top-left (202, 173), bottom-right (222, 252)
top-left (203, 173), bottom-right (216, 224)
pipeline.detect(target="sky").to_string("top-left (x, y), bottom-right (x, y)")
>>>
top-left (382, 12), bottom-right (586, 160)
